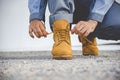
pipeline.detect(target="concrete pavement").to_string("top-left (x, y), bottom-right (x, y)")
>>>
top-left (0, 50), bottom-right (120, 80)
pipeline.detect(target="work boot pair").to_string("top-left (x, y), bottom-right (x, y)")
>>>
top-left (52, 20), bottom-right (98, 60)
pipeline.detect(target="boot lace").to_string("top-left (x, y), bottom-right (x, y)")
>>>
top-left (54, 29), bottom-right (70, 45)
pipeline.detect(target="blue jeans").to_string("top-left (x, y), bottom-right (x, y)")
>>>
top-left (49, 0), bottom-right (120, 40)
top-left (74, 1), bottom-right (120, 40)
top-left (48, 0), bottom-right (74, 27)
top-left (88, 2), bottom-right (120, 40)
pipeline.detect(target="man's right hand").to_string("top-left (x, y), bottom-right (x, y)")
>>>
top-left (29, 20), bottom-right (49, 38)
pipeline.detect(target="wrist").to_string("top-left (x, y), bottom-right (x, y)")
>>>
top-left (88, 20), bottom-right (98, 24)
top-left (31, 20), bottom-right (44, 24)
top-left (88, 20), bottom-right (98, 27)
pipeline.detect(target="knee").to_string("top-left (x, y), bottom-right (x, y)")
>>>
top-left (108, 25), bottom-right (120, 32)
top-left (97, 25), bottom-right (120, 40)
top-left (100, 24), bottom-right (120, 31)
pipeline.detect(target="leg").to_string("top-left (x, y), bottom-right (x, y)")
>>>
top-left (88, 2), bottom-right (120, 40)
top-left (48, 0), bottom-right (74, 27)
top-left (73, 0), bottom-right (93, 23)
top-left (94, 25), bottom-right (120, 40)
top-left (48, 0), bottom-right (75, 60)
top-left (74, 0), bottom-right (98, 56)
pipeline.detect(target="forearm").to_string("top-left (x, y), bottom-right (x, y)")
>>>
top-left (28, 0), bottom-right (47, 22)
top-left (89, 0), bottom-right (114, 22)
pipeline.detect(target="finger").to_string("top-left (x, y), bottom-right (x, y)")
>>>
top-left (76, 24), bottom-right (85, 36)
top-left (43, 30), bottom-right (49, 37)
top-left (83, 29), bottom-right (91, 37)
top-left (29, 27), bottom-right (34, 38)
top-left (71, 27), bottom-right (76, 34)
top-left (74, 26), bottom-right (81, 34)
top-left (80, 28), bottom-right (87, 35)
top-left (79, 24), bottom-right (88, 34)
top-left (77, 24), bottom-right (84, 32)
top-left (75, 22), bottom-right (85, 34)
top-left (33, 28), bottom-right (41, 38)
top-left (83, 31), bottom-right (89, 37)
top-left (71, 22), bottom-right (81, 34)
top-left (38, 22), bottom-right (49, 37)
top-left (73, 28), bottom-right (78, 34)
top-left (40, 26), bottom-right (48, 37)
top-left (35, 25), bottom-right (43, 38)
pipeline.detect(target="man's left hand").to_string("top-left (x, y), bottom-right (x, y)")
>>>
top-left (71, 20), bottom-right (98, 37)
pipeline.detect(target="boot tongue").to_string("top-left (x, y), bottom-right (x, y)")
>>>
top-left (53, 20), bottom-right (71, 45)
top-left (55, 24), bottom-right (67, 30)
top-left (53, 20), bottom-right (69, 30)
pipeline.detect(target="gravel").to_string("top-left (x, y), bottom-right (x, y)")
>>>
top-left (0, 51), bottom-right (120, 80)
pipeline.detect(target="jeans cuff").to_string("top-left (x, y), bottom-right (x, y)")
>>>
top-left (49, 13), bottom-right (73, 27)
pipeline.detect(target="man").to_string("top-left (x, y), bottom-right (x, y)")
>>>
top-left (28, 0), bottom-right (120, 60)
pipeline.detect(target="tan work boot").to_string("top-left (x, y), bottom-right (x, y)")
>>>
top-left (52, 20), bottom-right (72, 60)
top-left (78, 36), bottom-right (98, 56)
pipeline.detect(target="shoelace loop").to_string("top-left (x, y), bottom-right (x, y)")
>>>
top-left (54, 29), bottom-right (70, 44)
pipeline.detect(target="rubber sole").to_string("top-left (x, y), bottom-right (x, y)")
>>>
top-left (83, 53), bottom-right (98, 56)
top-left (53, 56), bottom-right (72, 60)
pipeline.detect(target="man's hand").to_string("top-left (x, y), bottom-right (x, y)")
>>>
top-left (71, 20), bottom-right (98, 37)
top-left (29, 20), bottom-right (49, 38)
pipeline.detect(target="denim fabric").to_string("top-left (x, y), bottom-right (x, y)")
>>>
top-left (28, 0), bottom-right (47, 22)
top-left (28, 0), bottom-right (92, 23)
top-left (89, 0), bottom-right (114, 22)
top-left (73, 0), bottom-right (115, 23)
top-left (28, 0), bottom-right (74, 26)
top-left (28, 0), bottom-right (120, 40)
top-left (48, 0), bottom-right (74, 26)
top-left (88, 2), bottom-right (120, 40)
top-left (73, 0), bottom-right (93, 23)
top-left (29, 0), bottom-right (116, 23)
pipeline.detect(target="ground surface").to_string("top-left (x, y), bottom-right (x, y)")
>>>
top-left (0, 51), bottom-right (120, 80)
